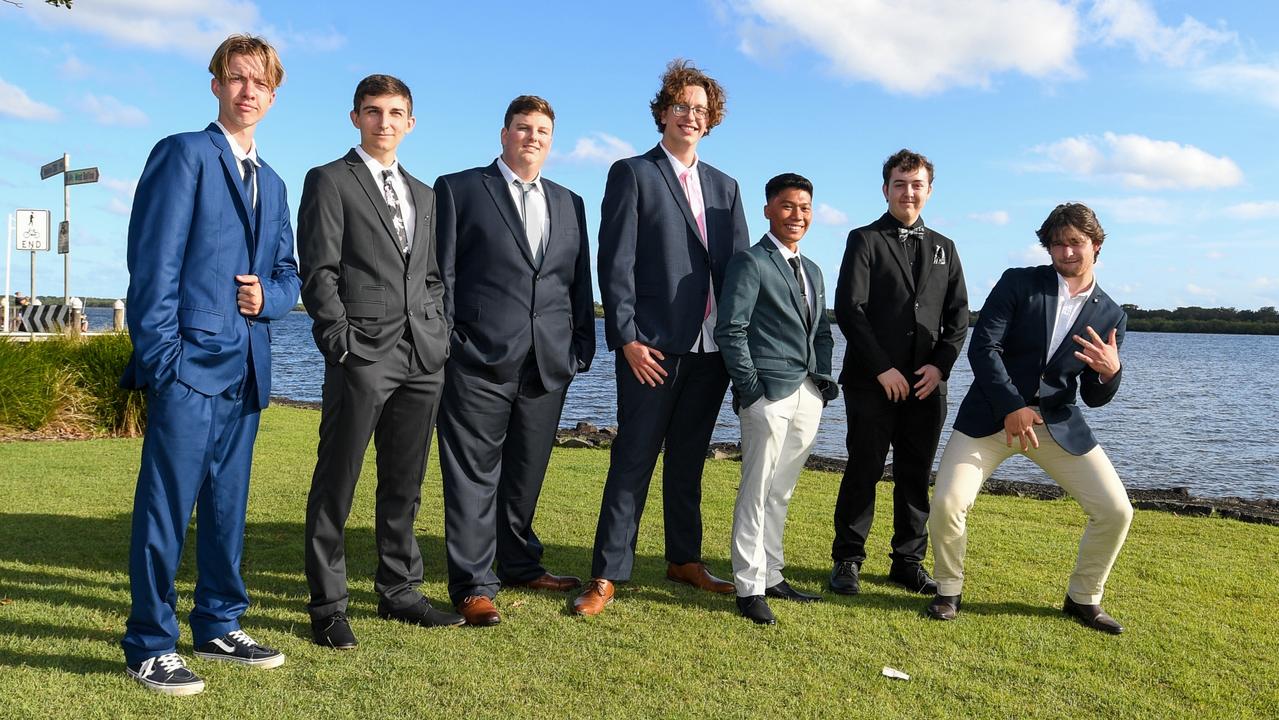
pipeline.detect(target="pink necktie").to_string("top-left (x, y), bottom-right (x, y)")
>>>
top-left (680, 169), bottom-right (712, 320)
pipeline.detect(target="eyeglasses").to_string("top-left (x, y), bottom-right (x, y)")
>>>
top-left (670, 103), bottom-right (710, 120)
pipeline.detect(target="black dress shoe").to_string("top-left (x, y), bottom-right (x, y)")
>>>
top-left (888, 562), bottom-right (939, 594)
top-left (735, 595), bottom-right (777, 625)
top-left (765, 579), bottom-right (822, 603)
top-left (377, 598), bottom-right (465, 628)
top-left (311, 611), bottom-right (358, 649)
top-left (926, 594), bottom-right (961, 621)
top-left (1062, 596), bottom-right (1124, 634)
top-left (829, 561), bottom-right (861, 595)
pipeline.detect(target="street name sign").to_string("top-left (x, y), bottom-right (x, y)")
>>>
top-left (64, 167), bottom-right (99, 186)
top-left (40, 157), bottom-right (66, 180)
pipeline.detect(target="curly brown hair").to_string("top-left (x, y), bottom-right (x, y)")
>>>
top-left (1036, 202), bottom-right (1106, 252)
top-left (881, 149), bottom-right (934, 185)
top-left (208, 34), bottom-right (285, 89)
top-left (649, 59), bottom-right (727, 135)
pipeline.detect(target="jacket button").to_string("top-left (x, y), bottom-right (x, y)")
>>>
top-left (531, 312), bottom-right (539, 319)
top-left (408, 311), bottom-right (415, 317)
top-left (406, 274), bottom-right (413, 281)
top-left (906, 330), bottom-right (914, 336)
top-left (914, 302), bottom-right (920, 310)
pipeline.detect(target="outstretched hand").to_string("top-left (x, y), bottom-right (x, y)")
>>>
top-left (1072, 326), bottom-right (1120, 382)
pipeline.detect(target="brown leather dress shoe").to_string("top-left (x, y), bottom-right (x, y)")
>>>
top-left (1062, 595), bottom-right (1124, 634)
top-left (457, 596), bottom-right (501, 627)
top-left (570, 578), bottom-right (614, 616)
top-left (666, 562), bottom-right (734, 594)
top-left (506, 573), bottom-right (583, 592)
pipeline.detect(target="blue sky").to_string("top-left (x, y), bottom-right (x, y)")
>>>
top-left (2, 0), bottom-right (1278, 310)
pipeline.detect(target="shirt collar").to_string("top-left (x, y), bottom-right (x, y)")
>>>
top-left (766, 232), bottom-right (800, 261)
top-left (353, 145), bottom-right (398, 177)
top-left (1057, 271), bottom-right (1096, 302)
top-left (659, 142), bottom-right (698, 177)
top-left (496, 156), bottom-right (542, 191)
top-left (214, 121), bottom-right (259, 166)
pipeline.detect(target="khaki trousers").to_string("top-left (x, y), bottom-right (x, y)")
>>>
top-left (731, 379), bottom-right (824, 596)
top-left (929, 430), bottom-right (1133, 604)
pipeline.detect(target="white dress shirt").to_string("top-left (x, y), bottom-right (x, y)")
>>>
top-left (215, 121), bottom-right (259, 208)
top-left (353, 145), bottom-right (416, 249)
top-left (1047, 272), bottom-right (1096, 362)
top-left (496, 156), bottom-right (549, 258)
top-left (661, 143), bottom-right (718, 353)
top-left (767, 232), bottom-right (813, 319)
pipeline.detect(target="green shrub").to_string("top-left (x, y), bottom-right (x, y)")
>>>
top-left (0, 334), bottom-right (143, 437)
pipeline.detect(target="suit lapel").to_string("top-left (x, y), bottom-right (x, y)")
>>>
top-left (764, 237), bottom-right (808, 328)
top-left (541, 180), bottom-right (571, 270)
top-left (345, 150), bottom-right (405, 261)
top-left (802, 254), bottom-right (823, 341)
top-left (916, 234), bottom-right (937, 292)
top-left (481, 164), bottom-right (537, 268)
top-left (208, 127), bottom-right (254, 232)
top-left (650, 146), bottom-right (705, 253)
top-left (1040, 267), bottom-right (1058, 364)
top-left (401, 167), bottom-right (431, 272)
top-left (882, 227), bottom-right (915, 291)
top-left (1047, 281), bottom-right (1107, 368)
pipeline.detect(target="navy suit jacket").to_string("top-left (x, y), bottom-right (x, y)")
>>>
top-left (122, 123), bottom-right (301, 410)
top-left (715, 236), bottom-right (837, 408)
top-left (597, 144), bottom-right (750, 353)
top-left (297, 149), bottom-right (447, 371)
top-left (434, 161), bottom-right (595, 390)
top-left (955, 265), bottom-right (1126, 455)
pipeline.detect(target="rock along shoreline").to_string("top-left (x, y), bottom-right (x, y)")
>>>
top-left (270, 398), bottom-right (1279, 527)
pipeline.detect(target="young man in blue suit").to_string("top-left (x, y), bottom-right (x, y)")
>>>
top-left (926, 203), bottom-right (1133, 634)
top-left (574, 59), bottom-right (750, 616)
top-left (434, 96), bottom-right (595, 627)
top-left (715, 174), bottom-right (838, 625)
top-left (121, 34), bottom-right (299, 695)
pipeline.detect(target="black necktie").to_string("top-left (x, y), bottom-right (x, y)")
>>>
top-left (241, 158), bottom-right (255, 209)
top-left (788, 256), bottom-right (811, 329)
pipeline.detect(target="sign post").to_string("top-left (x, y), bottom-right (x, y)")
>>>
top-left (40, 155), bottom-right (98, 306)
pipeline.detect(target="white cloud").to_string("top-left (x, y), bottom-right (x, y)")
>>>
top-left (1205, 250), bottom-right (1224, 260)
top-left (814, 203), bottom-right (848, 226)
top-left (102, 177), bottom-right (138, 216)
top-left (1185, 283), bottom-right (1214, 296)
top-left (1193, 62), bottom-right (1279, 111)
top-left (59, 55), bottom-right (91, 80)
top-left (726, 0), bottom-right (1081, 94)
top-left (29, 1), bottom-right (344, 59)
top-left (1085, 196), bottom-right (1180, 225)
top-left (0, 76), bottom-right (60, 121)
top-left (80, 94), bottom-right (148, 127)
top-left (1223, 201), bottom-right (1279, 220)
top-left (1089, 0), bottom-right (1235, 67)
top-left (561, 133), bottom-right (636, 165)
top-left (968, 210), bottom-right (1010, 225)
top-left (106, 197), bottom-right (133, 216)
top-left (1015, 243), bottom-right (1048, 265)
top-left (1254, 277), bottom-right (1279, 289)
top-left (1032, 132), bottom-right (1242, 189)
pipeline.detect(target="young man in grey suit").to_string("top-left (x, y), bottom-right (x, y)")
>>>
top-left (574, 59), bottom-right (750, 616)
top-left (299, 75), bottom-right (463, 650)
top-left (926, 203), bottom-right (1132, 634)
top-left (433, 95), bottom-right (595, 627)
top-left (715, 174), bottom-right (838, 625)
top-left (831, 149), bottom-right (968, 597)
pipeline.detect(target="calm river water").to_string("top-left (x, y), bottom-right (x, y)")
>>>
top-left (86, 309), bottom-right (1279, 499)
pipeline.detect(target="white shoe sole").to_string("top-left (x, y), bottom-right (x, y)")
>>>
top-left (193, 650), bottom-right (286, 669)
top-left (127, 669), bottom-right (205, 696)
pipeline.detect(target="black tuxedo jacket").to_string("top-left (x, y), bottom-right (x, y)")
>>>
top-left (597, 144), bottom-right (750, 353)
top-left (433, 161), bottom-right (595, 391)
top-left (834, 212), bottom-right (969, 390)
top-left (297, 149), bottom-right (448, 371)
top-left (954, 265), bottom-right (1126, 455)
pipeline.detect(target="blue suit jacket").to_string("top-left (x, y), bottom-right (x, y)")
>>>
top-left (715, 236), bottom-right (837, 408)
top-left (434, 161), bottom-right (595, 391)
top-left (122, 123), bottom-right (301, 410)
top-left (597, 144), bottom-right (750, 353)
top-left (954, 265), bottom-right (1126, 455)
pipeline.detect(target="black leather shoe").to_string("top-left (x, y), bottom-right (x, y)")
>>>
top-left (829, 561), bottom-right (861, 595)
top-left (765, 579), bottom-right (822, 603)
top-left (1062, 596), bottom-right (1124, 634)
top-left (926, 594), bottom-right (961, 621)
top-left (888, 562), bottom-right (939, 594)
top-left (735, 595), bottom-right (777, 625)
top-left (311, 611), bottom-right (357, 650)
top-left (377, 598), bottom-right (465, 628)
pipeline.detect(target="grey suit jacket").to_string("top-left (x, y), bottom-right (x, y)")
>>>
top-left (715, 236), bottom-right (838, 409)
top-left (297, 149), bottom-right (448, 371)
top-left (433, 161), bottom-right (595, 391)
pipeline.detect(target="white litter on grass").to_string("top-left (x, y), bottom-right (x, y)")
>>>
top-left (881, 666), bottom-right (910, 681)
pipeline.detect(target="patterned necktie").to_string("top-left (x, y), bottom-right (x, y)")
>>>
top-left (679, 168), bottom-right (711, 320)
top-left (787, 256), bottom-right (811, 329)
top-left (241, 158), bottom-right (256, 209)
top-left (515, 179), bottom-right (546, 263)
top-left (382, 169), bottom-right (410, 254)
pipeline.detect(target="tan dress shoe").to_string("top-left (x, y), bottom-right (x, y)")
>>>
top-left (507, 573), bottom-right (583, 592)
top-left (666, 562), bottom-right (735, 594)
top-left (570, 578), bottom-right (615, 616)
top-left (457, 596), bottom-right (501, 627)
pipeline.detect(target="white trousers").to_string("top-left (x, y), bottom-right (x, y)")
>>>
top-left (929, 430), bottom-right (1133, 604)
top-left (731, 379), bottom-right (824, 597)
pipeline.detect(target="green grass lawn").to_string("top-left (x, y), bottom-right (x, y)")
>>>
top-left (1, 405), bottom-right (1276, 719)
